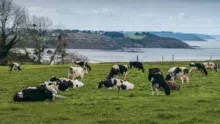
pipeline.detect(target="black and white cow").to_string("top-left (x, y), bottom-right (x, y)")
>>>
top-left (98, 78), bottom-right (134, 90)
top-left (148, 68), bottom-right (170, 95)
top-left (74, 61), bottom-right (92, 72)
top-left (203, 62), bottom-right (219, 73)
top-left (13, 84), bottom-right (65, 102)
top-left (189, 63), bottom-right (208, 76)
top-left (8, 62), bottom-right (22, 73)
top-left (47, 76), bottom-right (84, 91)
top-left (107, 64), bottom-right (129, 80)
top-left (165, 67), bottom-right (189, 87)
top-left (129, 61), bottom-right (145, 73)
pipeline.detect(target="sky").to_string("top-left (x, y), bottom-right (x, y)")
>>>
top-left (14, 0), bottom-right (220, 35)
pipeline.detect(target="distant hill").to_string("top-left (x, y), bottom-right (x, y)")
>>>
top-left (47, 31), bottom-right (191, 49)
top-left (195, 34), bottom-right (216, 40)
top-left (150, 31), bottom-right (206, 41)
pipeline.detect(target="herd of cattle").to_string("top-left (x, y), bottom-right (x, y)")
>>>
top-left (8, 61), bottom-right (218, 102)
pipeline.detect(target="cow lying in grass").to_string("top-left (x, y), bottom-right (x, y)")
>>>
top-left (68, 66), bottom-right (88, 81)
top-left (148, 68), bottom-right (170, 95)
top-left (129, 61), bottom-right (145, 73)
top-left (165, 67), bottom-right (189, 87)
top-left (107, 64), bottom-right (129, 80)
top-left (98, 78), bottom-right (134, 90)
top-left (203, 62), bottom-right (218, 73)
top-left (48, 77), bottom-right (84, 91)
top-left (13, 84), bottom-right (65, 102)
top-left (8, 62), bottom-right (22, 73)
top-left (189, 63), bottom-right (208, 76)
top-left (74, 61), bottom-right (92, 72)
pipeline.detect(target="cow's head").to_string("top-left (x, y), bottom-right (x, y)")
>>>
top-left (69, 66), bottom-right (74, 73)
top-left (98, 81), bottom-right (104, 88)
top-left (165, 73), bottom-right (172, 81)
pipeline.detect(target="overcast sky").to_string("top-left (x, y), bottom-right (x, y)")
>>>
top-left (14, 0), bottom-right (220, 34)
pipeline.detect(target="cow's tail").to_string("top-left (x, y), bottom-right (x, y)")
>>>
top-left (201, 64), bottom-right (208, 76)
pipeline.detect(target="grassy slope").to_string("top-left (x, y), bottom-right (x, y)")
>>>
top-left (1, 62), bottom-right (220, 124)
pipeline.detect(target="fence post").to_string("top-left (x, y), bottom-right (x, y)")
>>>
top-left (210, 56), bottom-right (212, 61)
top-left (172, 54), bottom-right (174, 62)
top-left (162, 55), bottom-right (164, 62)
top-left (137, 55), bottom-right (139, 62)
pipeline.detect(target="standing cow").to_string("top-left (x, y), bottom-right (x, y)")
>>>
top-left (68, 66), bottom-right (88, 81)
top-left (189, 63), bottom-right (208, 76)
top-left (107, 64), bottom-right (129, 80)
top-left (148, 68), bottom-right (170, 96)
top-left (74, 61), bottom-right (91, 72)
top-left (203, 62), bottom-right (218, 73)
top-left (129, 61), bottom-right (145, 73)
top-left (8, 61), bottom-right (22, 73)
top-left (165, 67), bottom-right (189, 87)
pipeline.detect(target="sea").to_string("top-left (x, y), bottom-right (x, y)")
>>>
top-left (22, 40), bottom-right (220, 63)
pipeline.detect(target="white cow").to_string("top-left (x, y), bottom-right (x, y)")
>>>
top-left (68, 66), bottom-right (88, 81)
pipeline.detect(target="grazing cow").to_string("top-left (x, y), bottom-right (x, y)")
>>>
top-left (74, 61), bottom-right (92, 72)
top-left (98, 78), bottom-right (134, 90)
top-left (68, 66), bottom-right (88, 81)
top-left (189, 63), bottom-right (208, 76)
top-left (165, 67), bottom-right (189, 87)
top-left (129, 61), bottom-right (145, 73)
top-left (203, 62), bottom-right (218, 73)
top-left (13, 84), bottom-right (65, 102)
top-left (107, 64), bottom-right (129, 80)
top-left (148, 68), bottom-right (170, 95)
top-left (8, 62), bottom-right (22, 73)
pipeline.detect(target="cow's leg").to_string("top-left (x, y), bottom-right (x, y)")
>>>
top-left (186, 76), bottom-right (190, 87)
top-left (151, 84), bottom-right (155, 95)
top-left (155, 88), bottom-right (159, 95)
top-left (9, 66), bottom-right (13, 74)
top-left (180, 77), bottom-right (184, 87)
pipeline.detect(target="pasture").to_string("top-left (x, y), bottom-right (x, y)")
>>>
top-left (0, 61), bottom-right (220, 124)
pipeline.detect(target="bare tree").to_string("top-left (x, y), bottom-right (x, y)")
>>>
top-left (48, 34), bottom-right (67, 65)
top-left (23, 15), bottom-right (52, 64)
top-left (0, 0), bottom-right (27, 62)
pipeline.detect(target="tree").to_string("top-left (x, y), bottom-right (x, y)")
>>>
top-left (0, 0), bottom-right (27, 62)
top-left (23, 15), bottom-right (52, 64)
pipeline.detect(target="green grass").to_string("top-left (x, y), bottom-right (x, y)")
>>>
top-left (1, 61), bottom-right (220, 124)
top-left (127, 35), bottom-right (144, 40)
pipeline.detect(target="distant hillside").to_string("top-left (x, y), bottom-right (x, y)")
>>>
top-left (47, 31), bottom-right (191, 49)
top-left (150, 31), bottom-right (206, 41)
top-left (195, 34), bottom-right (216, 40)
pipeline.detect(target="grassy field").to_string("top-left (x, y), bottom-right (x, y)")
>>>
top-left (126, 35), bottom-right (144, 40)
top-left (1, 61), bottom-right (220, 124)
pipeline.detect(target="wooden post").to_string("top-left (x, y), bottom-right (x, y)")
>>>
top-left (162, 55), bottom-right (164, 62)
top-left (210, 56), bottom-right (212, 61)
top-left (172, 54), bottom-right (174, 62)
top-left (137, 55), bottom-right (139, 62)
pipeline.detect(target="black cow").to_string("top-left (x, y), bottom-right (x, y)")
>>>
top-left (13, 85), bottom-right (54, 102)
top-left (129, 61), bottom-right (145, 73)
top-left (148, 68), bottom-right (170, 95)
top-left (107, 65), bottom-right (129, 80)
top-left (189, 63), bottom-right (208, 76)
top-left (74, 61), bottom-right (91, 71)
